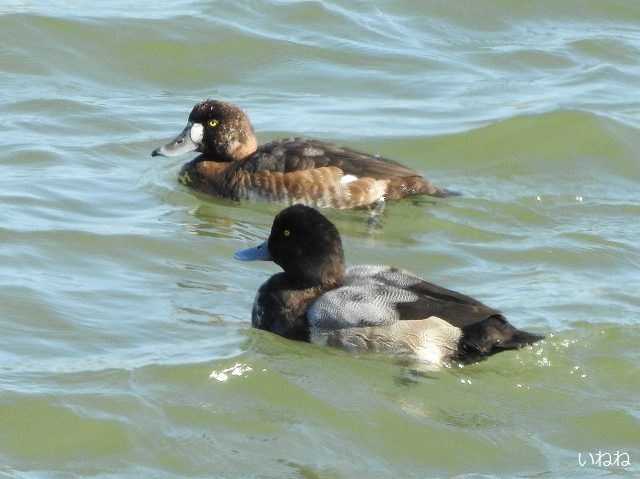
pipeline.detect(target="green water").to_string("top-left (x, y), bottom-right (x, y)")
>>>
top-left (1, 1), bottom-right (639, 477)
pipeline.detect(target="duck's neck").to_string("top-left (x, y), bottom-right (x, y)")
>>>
top-left (229, 137), bottom-right (257, 160)
top-left (193, 152), bottom-right (234, 163)
top-left (196, 136), bottom-right (257, 163)
top-left (283, 256), bottom-right (345, 292)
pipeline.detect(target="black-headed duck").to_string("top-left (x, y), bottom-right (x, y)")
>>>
top-left (152, 100), bottom-right (455, 209)
top-left (234, 204), bottom-right (543, 365)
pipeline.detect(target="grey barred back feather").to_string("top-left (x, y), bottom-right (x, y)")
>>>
top-left (307, 265), bottom-right (424, 330)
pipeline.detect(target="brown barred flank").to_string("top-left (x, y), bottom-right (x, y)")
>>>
top-left (183, 161), bottom-right (396, 208)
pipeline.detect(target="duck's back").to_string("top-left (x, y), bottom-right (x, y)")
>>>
top-left (307, 265), bottom-right (541, 363)
top-left (307, 265), bottom-right (497, 328)
top-left (239, 138), bottom-right (447, 206)
top-left (245, 138), bottom-right (420, 178)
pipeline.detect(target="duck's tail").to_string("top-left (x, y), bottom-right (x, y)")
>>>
top-left (386, 176), bottom-right (462, 200)
top-left (430, 187), bottom-right (462, 198)
top-left (459, 315), bottom-right (544, 361)
top-left (497, 327), bottom-right (545, 351)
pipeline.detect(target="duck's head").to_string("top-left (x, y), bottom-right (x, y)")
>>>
top-left (151, 100), bottom-right (258, 161)
top-left (235, 205), bottom-right (346, 288)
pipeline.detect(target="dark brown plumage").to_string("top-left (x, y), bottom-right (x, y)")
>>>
top-left (152, 100), bottom-right (456, 209)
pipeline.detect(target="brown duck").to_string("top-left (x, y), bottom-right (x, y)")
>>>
top-left (152, 100), bottom-right (456, 209)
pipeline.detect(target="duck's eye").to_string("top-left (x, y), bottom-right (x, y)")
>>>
top-left (283, 229), bottom-right (291, 237)
top-left (208, 119), bottom-right (219, 128)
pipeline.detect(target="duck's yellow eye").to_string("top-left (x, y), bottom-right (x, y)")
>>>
top-left (283, 229), bottom-right (290, 237)
top-left (208, 119), bottom-right (219, 128)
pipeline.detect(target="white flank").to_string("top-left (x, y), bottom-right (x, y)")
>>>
top-left (415, 316), bottom-right (462, 366)
top-left (340, 174), bottom-right (358, 185)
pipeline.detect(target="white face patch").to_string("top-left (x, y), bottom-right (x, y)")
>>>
top-left (190, 123), bottom-right (204, 143)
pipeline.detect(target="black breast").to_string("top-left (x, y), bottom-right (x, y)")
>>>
top-left (252, 273), bottom-right (322, 341)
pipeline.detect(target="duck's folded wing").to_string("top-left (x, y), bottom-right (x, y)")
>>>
top-left (307, 265), bottom-right (501, 331)
top-left (242, 138), bottom-right (420, 179)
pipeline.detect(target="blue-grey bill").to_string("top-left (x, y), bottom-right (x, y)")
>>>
top-left (151, 125), bottom-right (199, 157)
top-left (234, 241), bottom-right (272, 261)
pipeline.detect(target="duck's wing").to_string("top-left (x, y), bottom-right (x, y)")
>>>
top-left (242, 138), bottom-right (421, 179)
top-left (307, 265), bottom-right (500, 331)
